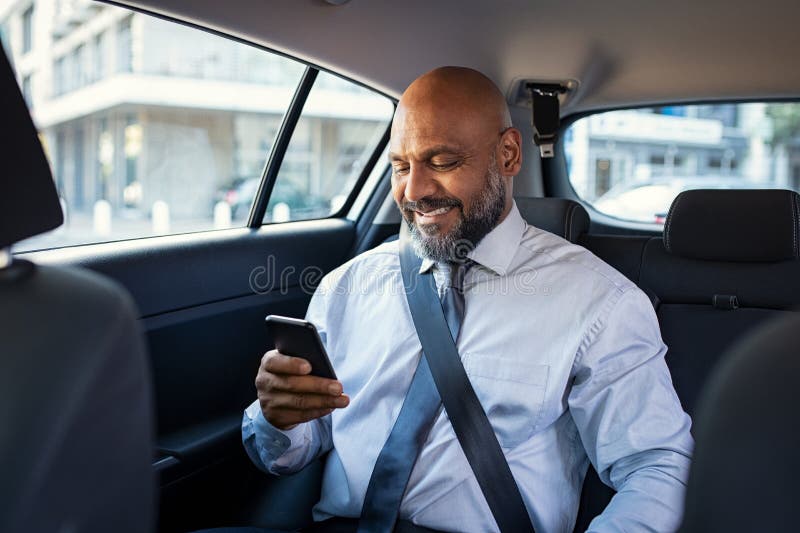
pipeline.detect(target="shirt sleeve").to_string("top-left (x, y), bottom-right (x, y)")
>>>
top-left (241, 399), bottom-right (332, 475)
top-left (568, 287), bottom-right (694, 533)
top-left (240, 280), bottom-right (335, 475)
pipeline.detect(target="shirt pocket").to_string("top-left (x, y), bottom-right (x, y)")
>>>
top-left (461, 352), bottom-right (550, 449)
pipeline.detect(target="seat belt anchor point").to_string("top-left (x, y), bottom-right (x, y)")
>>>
top-left (526, 82), bottom-right (569, 159)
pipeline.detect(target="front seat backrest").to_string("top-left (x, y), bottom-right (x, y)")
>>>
top-left (515, 196), bottom-right (590, 243)
top-left (679, 313), bottom-right (800, 532)
top-left (0, 41), bottom-right (155, 533)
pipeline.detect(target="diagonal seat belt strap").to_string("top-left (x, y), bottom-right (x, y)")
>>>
top-left (398, 225), bottom-right (535, 533)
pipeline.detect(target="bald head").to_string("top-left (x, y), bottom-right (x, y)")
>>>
top-left (389, 66), bottom-right (522, 261)
top-left (395, 66), bottom-right (512, 139)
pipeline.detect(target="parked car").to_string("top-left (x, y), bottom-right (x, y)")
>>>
top-left (217, 178), bottom-right (330, 221)
top-left (594, 177), bottom-right (776, 224)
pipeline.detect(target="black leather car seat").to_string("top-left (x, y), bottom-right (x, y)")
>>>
top-left (679, 313), bottom-right (800, 532)
top-left (641, 188), bottom-right (800, 415)
top-left (515, 196), bottom-right (590, 243)
top-left (0, 42), bottom-right (155, 533)
top-left (575, 188), bottom-right (800, 531)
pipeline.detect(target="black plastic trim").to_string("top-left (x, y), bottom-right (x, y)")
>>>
top-left (248, 67), bottom-right (319, 227)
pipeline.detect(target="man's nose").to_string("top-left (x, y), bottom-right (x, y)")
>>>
top-left (404, 166), bottom-right (438, 202)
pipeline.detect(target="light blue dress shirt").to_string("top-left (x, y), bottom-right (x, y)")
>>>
top-left (242, 202), bottom-right (694, 533)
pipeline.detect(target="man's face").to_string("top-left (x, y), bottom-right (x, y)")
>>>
top-left (389, 102), bottom-right (512, 262)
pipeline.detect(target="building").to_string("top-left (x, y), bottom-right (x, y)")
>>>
top-left (564, 103), bottom-right (790, 202)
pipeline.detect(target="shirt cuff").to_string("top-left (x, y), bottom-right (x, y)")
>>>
top-left (256, 407), bottom-right (307, 446)
top-left (242, 400), bottom-right (307, 472)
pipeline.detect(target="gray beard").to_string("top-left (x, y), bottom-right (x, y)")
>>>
top-left (407, 157), bottom-right (506, 264)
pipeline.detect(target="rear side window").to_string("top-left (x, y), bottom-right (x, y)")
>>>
top-left (564, 103), bottom-right (800, 225)
top-left (5, 1), bottom-right (392, 252)
top-left (264, 71), bottom-right (393, 223)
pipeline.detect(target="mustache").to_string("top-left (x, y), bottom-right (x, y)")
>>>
top-left (401, 196), bottom-right (463, 215)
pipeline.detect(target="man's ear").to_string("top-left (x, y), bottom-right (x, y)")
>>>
top-left (498, 127), bottom-right (522, 177)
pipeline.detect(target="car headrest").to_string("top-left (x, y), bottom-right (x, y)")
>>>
top-left (663, 189), bottom-right (800, 262)
top-left (0, 42), bottom-right (63, 250)
top-left (515, 197), bottom-right (590, 243)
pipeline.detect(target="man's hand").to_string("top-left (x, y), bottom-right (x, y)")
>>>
top-left (256, 349), bottom-right (350, 430)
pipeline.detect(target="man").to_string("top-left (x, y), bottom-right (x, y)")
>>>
top-left (242, 67), bottom-right (693, 532)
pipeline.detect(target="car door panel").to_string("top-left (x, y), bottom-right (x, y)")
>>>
top-left (20, 218), bottom-right (355, 531)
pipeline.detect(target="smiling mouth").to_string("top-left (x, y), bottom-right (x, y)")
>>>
top-left (415, 206), bottom-right (454, 220)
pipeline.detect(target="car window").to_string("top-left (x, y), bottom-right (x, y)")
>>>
top-left (6, 1), bottom-right (304, 251)
top-left (564, 103), bottom-right (800, 225)
top-left (3, 1), bottom-right (391, 252)
top-left (263, 71), bottom-right (394, 223)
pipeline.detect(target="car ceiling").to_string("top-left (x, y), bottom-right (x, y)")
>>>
top-left (121, 0), bottom-right (800, 115)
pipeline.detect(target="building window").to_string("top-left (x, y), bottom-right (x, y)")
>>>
top-left (55, 129), bottom-right (66, 197)
top-left (73, 44), bottom-right (86, 89)
top-left (594, 158), bottom-right (612, 197)
top-left (92, 32), bottom-right (105, 82)
top-left (21, 5), bottom-right (33, 54)
top-left (21, 74), bottom-right (31, 107)
top-left (0, 22), bottom-right (9, 52)
top-left (96, 117), bottom-right (113, 201)
top-left (53, 55), bottom-right (65, 96)
top-left (124, 114), bottom-right (141, 189)
top-left (73, 128), bottom-right (85, 210)
top-left (117, 16), bottom-right (132, 73)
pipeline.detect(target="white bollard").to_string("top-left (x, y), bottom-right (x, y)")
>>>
top-left (152, 200), bottom-right (170, 234)
top-left (272, 202), bottom-right (291, 223)
top-left (93, 200), bottom-right (112, 236)
top-left (213, 201), bottom-right (232, 229)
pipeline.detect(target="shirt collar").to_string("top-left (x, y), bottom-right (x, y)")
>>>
top-left (418, 201), bottom-right (526, 276)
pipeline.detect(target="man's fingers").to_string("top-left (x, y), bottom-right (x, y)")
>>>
top-left (268, 373), bottom-right (343, 396)
top-left (261, 350), bottom-right (312, 376)
top-left (270, 392), bottom-right (350, 411)
top-left (270, 408), bottom-right (335, 430)
top-left (257, 350), bottom-right (347, 430)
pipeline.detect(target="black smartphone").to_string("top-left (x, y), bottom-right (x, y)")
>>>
top-left (265, 315), bottom-right (337, 380)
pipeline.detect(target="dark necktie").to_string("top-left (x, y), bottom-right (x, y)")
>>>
top-left (358, 260), bottom-right (472, 533)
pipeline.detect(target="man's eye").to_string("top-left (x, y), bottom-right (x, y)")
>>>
top-left (392, 166), bottom-right (410, 175)
top-left (430, 161), bottom-right (459, 171)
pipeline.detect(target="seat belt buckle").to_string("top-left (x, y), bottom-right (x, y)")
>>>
top-left (533, 133), bottom-right (556, 158)
top-left (527, 82), bottom-right (568, 159)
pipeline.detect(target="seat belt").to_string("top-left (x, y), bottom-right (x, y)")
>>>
top-left (398, 226), bottom-right (535, 533)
